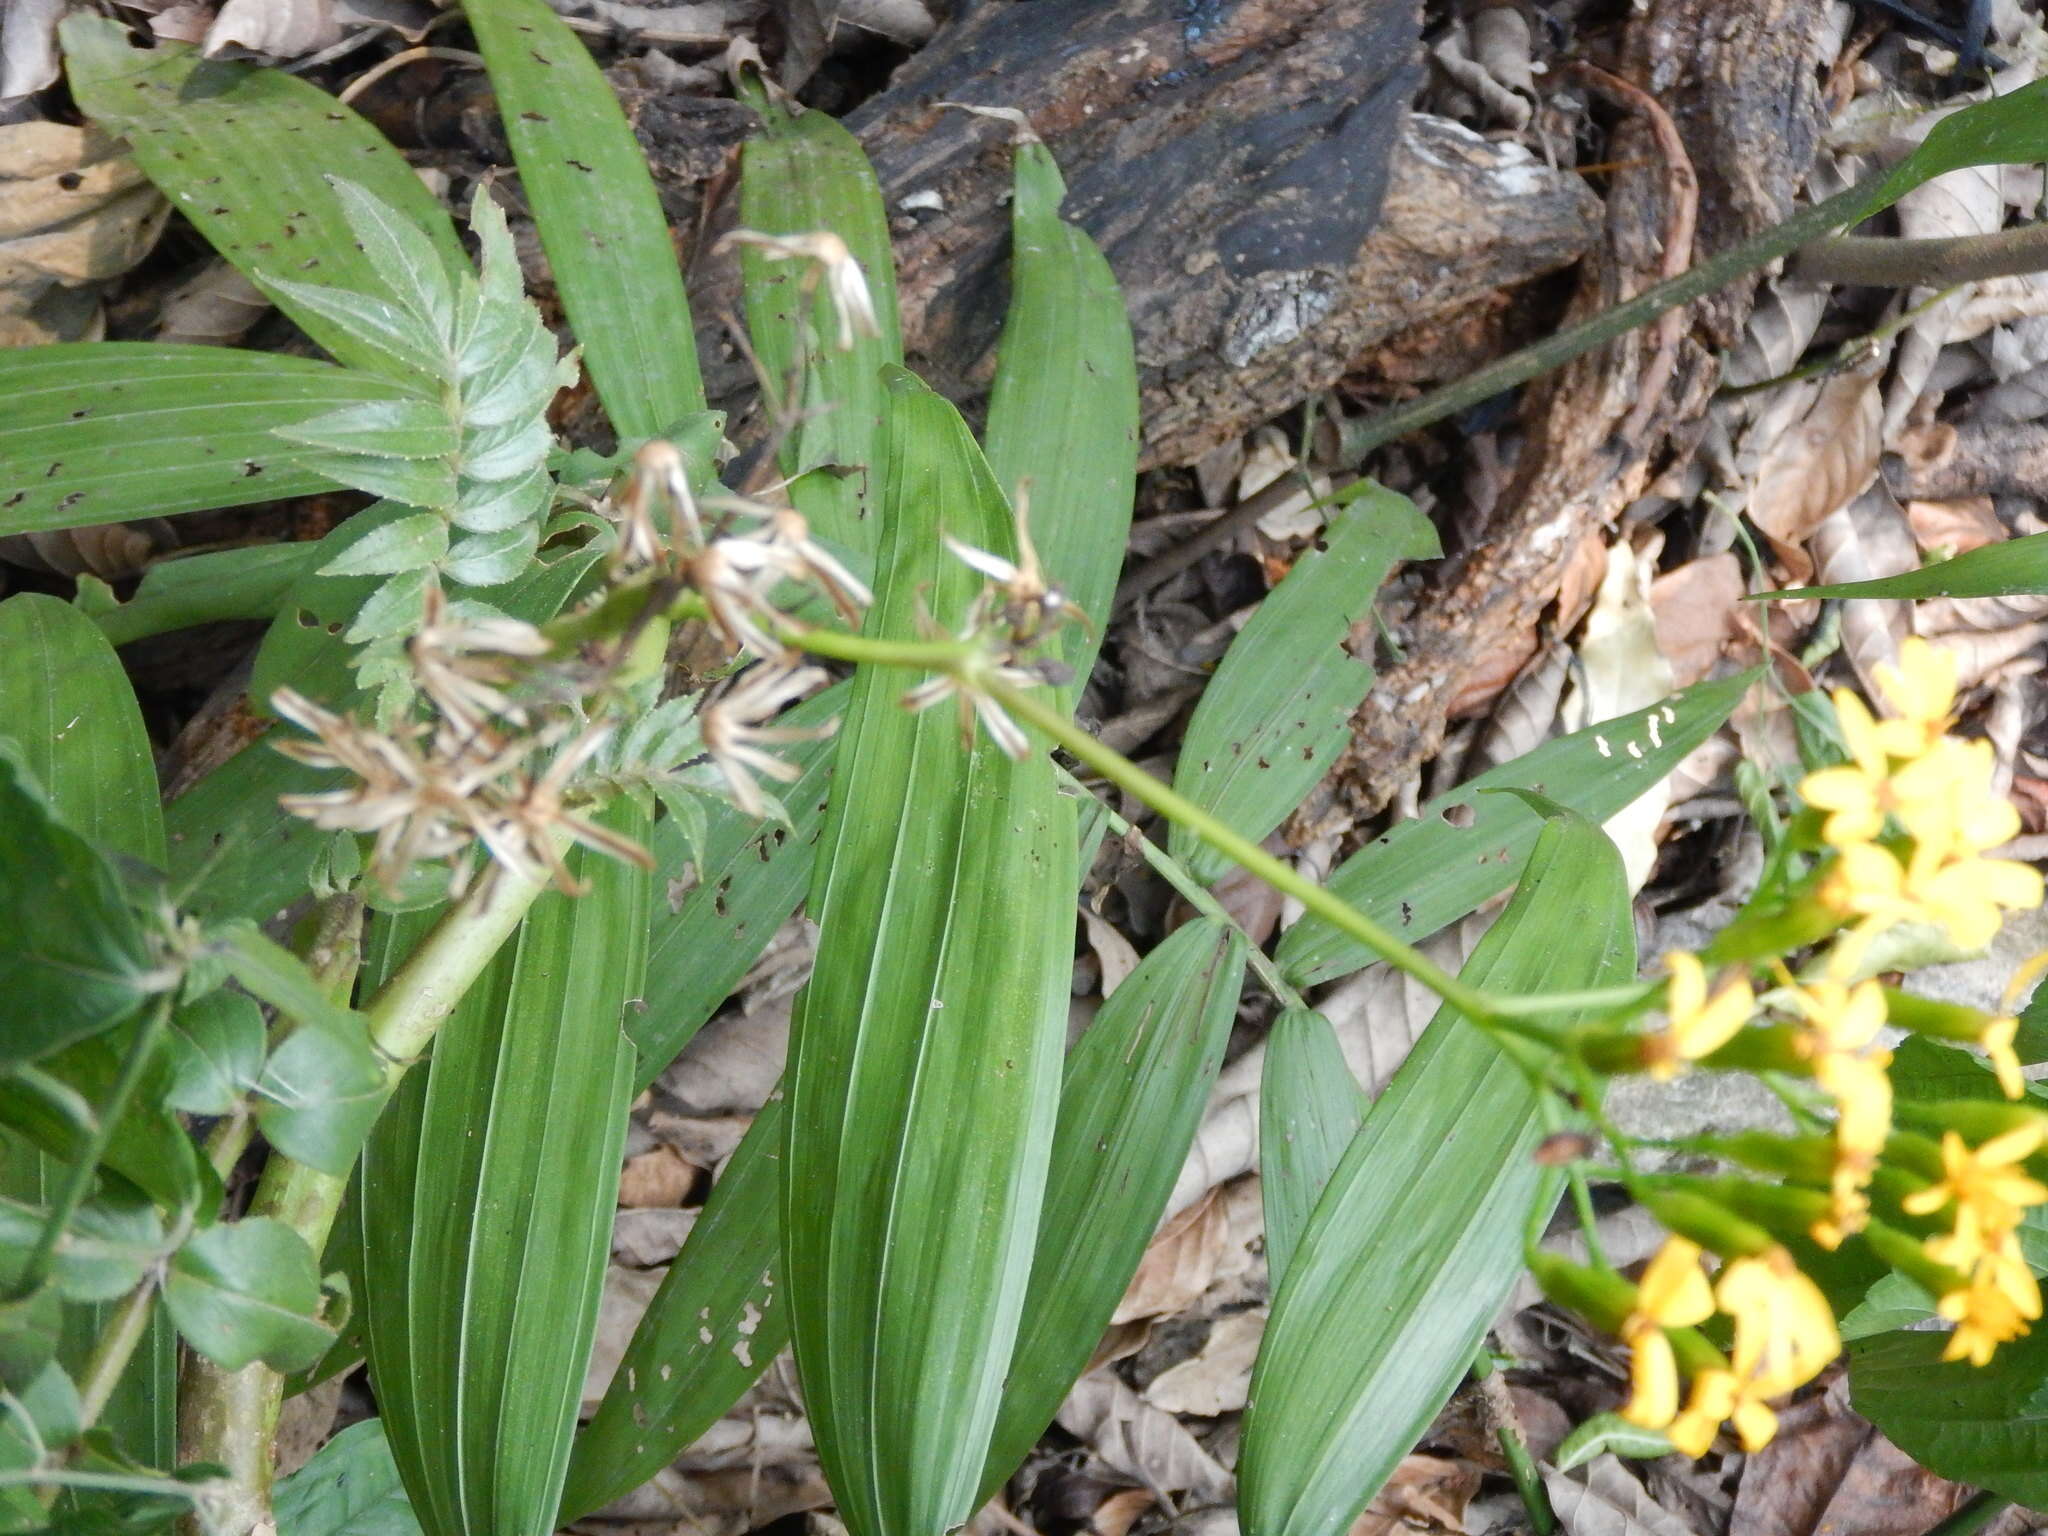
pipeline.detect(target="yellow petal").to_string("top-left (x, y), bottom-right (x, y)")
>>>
top-left (1619, 1325), bottom-right (1680, 1430)
top-left (1638, 1237), bottom-right (1714, 1328)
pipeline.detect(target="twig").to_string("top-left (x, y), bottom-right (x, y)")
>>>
top-left (1792, 219), bottom-right (2048, 286)
top-left (335, 46), bottom-right (484, 105)
top-left (1572, 61), bottom-right (1698, 445)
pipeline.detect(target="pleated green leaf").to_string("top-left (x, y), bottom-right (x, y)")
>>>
top-left (978, 919), bottom-right (1246, 1501)
top-left (560, 1094), bottom-right (786, 1519)
top-left (784, 368), bottom-right (1074, 1536)
top-left (0, 594), bottom-right (173, 1465)
top-left (0, 346), bottom-right (426, 535)
top-left (357, 811), bottom-right (649, 1536)
top-left (736, 85), bottom-right (903, 556)
top-left (62, 16), bottom-right (465, 378)
top-left (1777, 531), bottom-right (2048, 600)
top-left (981, 134), bottom-right (1139, 704)
top-left (1850, 1325), bottom-right (2048, 1507)
top-left (1259, 1008), bottom-right (1367, 1291)
top-left (1276, 669), bottom-right (1756, 986)
top-left (629, 688), bottom-right (842, 1090)
top-left (1240, 812), bottom-right (1635, 1536)
top-left (462, 0), bottom-right (704, 435)
top-left (1171, 485), bottom-right (1438, 884)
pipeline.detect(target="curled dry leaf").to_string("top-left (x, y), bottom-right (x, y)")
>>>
top-left (1080, 908), bottom-right (1142, 999)
top-left (1141, 1307), bottom-right (1265, 1417)
top-left (0, 121), bottom-right (168, 346)
top-left (654, 999), bottom-right (789, 1115)
top-left (1808, 487), bottom-right (1915, 697)
top-left (156, 259), bottom-right (271, 347)
top-left (1747, 360), bottom-right (1884, 583)
top-left (203, 0), bottom-right (343, 58)
top-left (618, 1144), bottom-right (695, 1208)
top-left (1905, 495), bottom-right (2005, 555)
top-left (0, 520), bottom-right (170, 580)
top-left (1055, 1372), bottom-right (1235, 1505)
top-left (1542, 1455), bottom-right (1701, 1536)
top-left (0, 0), bottom-right (64, 100)
top-left (1649, 553), bottom-right (1744, 689)
top-left (1352, 1454), bottom-right (1481, 1536)
top-left (1114, 1184), bottom-right (1231, 1325)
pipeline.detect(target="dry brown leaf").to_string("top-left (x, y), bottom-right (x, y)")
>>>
top-left (0, 521), bottom-right (169, 580)
top-left (1931, 621), bottom-right (2048, 690)
top-left (1542, 1454), bottom-right (1702, 1536)
top-left (204, 0), bottom-right (342, 57)
top-left (1905, 495), bottom-right (2005, 554)
top-left (1915, 591), bottom-right (2048, 636)
top-left (618, 1144), bottom-right (695, 1208)
top-left (1348, 1454), bottom-right (1480, 1536)
top-left (1141, 1308), bottom-right (1265, 1417)
top-left (644, 1110), bottom-right (752, 1174)
top-left (1115, 1185), bottom-right (1230, 1324)
top-left (1808, 487), bottom-right (1916, 697)
top-left (1161, 1089), bottom-right (1257, 1224)
top-left (1055, 1372), bottom-right (1234, 1504)
top-left (1088, 1487), bottom-right (1156, 1536)
top-left (0, 122), bottom-right (168, 347)
top-left (1747, 363), bottom-right (1884, 582)
top-left (1650, 553), bottom-right (1744, 688)
top-left (612, 1206), bottom-right (697, 1267)
top-left (656, 1001), bottom-right (788, 1114)
top-left (156, 259), bottom-right (270, 347)
top-left (0, 0), bottom-right (65, 101)
top-left (1553, 528), bottom-right (1611, 639)
top-left (581, 1263), bottom-right (667, 1411)
top-left (1080, 908), bottom-right (1142, 999)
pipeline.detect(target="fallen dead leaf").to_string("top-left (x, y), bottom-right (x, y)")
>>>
top-left (1089, 1486), bottom-right (1156, 1536)
top-left (1649, 553), bottom-right (1743, 688)
top-left (1141, 1308), bottom-right (1265, 1417)
top-left (1115, 1185), bottom-right (1230, 1323)
top-left (618, 1144), bottom-right (695, 1208)
top-left (1542, 1453), bottom-right (1701, 1536)
top-left (1348, 1454), bottom-right (1479, 1536)
top-left (1905, 495), bottom-right (2005, 554)
top-left (1809, 487), bottom-right (1915, 697)
top-left (1748, 362), bottom-right (1884, 582)
top-left (0, 121), bottom-right (168, 346)
top-left (1055, 1370), bottom-right (1234, 1504)
top-left (1081, 908), bottom-right (1142, 999)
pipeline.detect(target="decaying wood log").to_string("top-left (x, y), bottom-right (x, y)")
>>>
top-left (652, 0), bottom-right (1600, 468)
top-left (1305, 0), bottom-right (1837, 831)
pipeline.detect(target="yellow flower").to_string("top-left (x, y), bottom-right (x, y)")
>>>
top-left (1666, 1368), bottom-right (1780, 1456)
top-left (1647, 954), bottom-right (1754, 1079)
top-left (1818, 830), bottom-right (2042, 955)
top-left (1714, 1248), bottom-right (1841, 1399)
top-left (1981, 1015), bottom-right (2025, 1100)
top-left (1790, 977), bottom-right (1888, 1056)
top-left (1618, 1238), bottom-right (1716, 1430)
top-left (1936, 1234), bottom-right (2043, 1366)
top-left (1871, 637), bottom-right (1959, 759)
top-left (1811, 1049), bottom-right (1892, 1248)
top-left (1900, 1125), bottom-right (2048, 1237)
top-left (1800, 692), bottom-right (1899, 848)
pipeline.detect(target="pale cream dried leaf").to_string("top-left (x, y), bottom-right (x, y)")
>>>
top-left (203, 0), bottom-right (342, 58)
top-left (1141, 1308), bottom-right (1265, 1418)
top-left (0, 122), bottom-right (167, 346)
top-left (1541, 1455), bottom-right (1701, 1536)
top-left (1809, 487), bottom-right (1916, 696)
top-left (1905, 495), bottom-right (2006, 555)
top-left (1080, 908), bottom-right (1142, 999)
top-left (1055, 1371), bottom-right (1235, 1503)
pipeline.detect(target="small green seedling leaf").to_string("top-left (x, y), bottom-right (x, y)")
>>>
top-left (1551, 1413), bottom-right (1674, 1472)
top-left (1260, 1007), bottom-right (1368, 1291)
top-left (255, 1022), bottom-right (386, 1178)
top-left (165, 1217), bottom-right (336, 1373)
top-left (1172, 483), bottom-right (1438, 884)
top-left (273, 1419), bottom-right (424, 1536)
top-left (163, 992), bottom-right (266, 1116)
top-left (217, 922), bottom-right (370, 1040)
top-left (0, 1194), bottom-right (165, 1307)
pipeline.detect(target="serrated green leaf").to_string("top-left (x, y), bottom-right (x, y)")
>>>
top-left (358, 810), bottom-right (649, 1536)
top-left (85, 541), bottom-right (326, 649)
top-left (981, 134), bottom-right (1139, 704)
top-left (737, 89), bottom-right (903, 556)
top-left (1172, 485), bottom-right (1438, 884)
top-left (256, 275), bottom-right (451, 383)
top-left (0, 751), bottom-right (155, 1067)
top-left (451, 467), bottom-right (551, 536)
top-left (277, 400), bottom-right (460, 461)
top-left (274, 1419), bottom-right (423, 1536)
top-left (978, 919), bottom-right (1246, 1501)
top-left (315, 513), bottom-right (450, 577)
top-left (0, 346), bottom-right (428, 535)
top-left (303, 453), bottom-right (457, 515)
top-left (561, 1095), bottom-right (786, 1519)
top-left (327, 177), bottom-right (459, 340)
top-left (461, 0), bottom-right (704, 435)
top-left (1777, 531), bottom-right (2048, 601)
top-left (1260, 1008), bottom-right (1367, 1291)
top-left (62, 16), bottom-right (465, 379)
top-left (165, 1217), bottom-right (334, 1373)
top-left (1850, 1324), bottom-right (2048, 1507)
top-left (1277, 669), bottom-right (1757, 986)
top-left (785, 369), bottom-right (1073, 1536)
top-left (1240, 812), bottom-right (1636, 1536)
top-left (162, 992), bottom-right (265, 1115)
top-left (442, 524), bottom-right (537, 590)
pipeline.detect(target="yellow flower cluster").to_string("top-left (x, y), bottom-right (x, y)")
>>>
top-left (1619, 1239), bottom-right (1840, 1456)
top-left (1903, 1124), bottom-right (2048, 1364)
top-left (1787, 976), bottom-right (1892, 1248)
top-left (1803, 639), bottom-right (2042, 958)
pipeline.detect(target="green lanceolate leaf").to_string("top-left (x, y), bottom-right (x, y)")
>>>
top-left (1864, 76), bottom-right (2048, 216)
top-left (1850, 1324), bottom-right (2048, 1508)
top-left (978, 919), bottom-right (1246, 1501)
top-left (1171, 484), bottom-right (1438, 885)
top-left (82, 541), bottom-right (327, 648)
top-left (1277, 669), bottom-right (1756, 986)
top-left (1240, 812), bottom-right (1636, 1536)
top-left (0, 595), bottom-right (172, 1464)
top-left (784, 369), bottom-right (1074, 1536)
top-left (630, 688), bottom-right (841, 1089)
top-left (1260, 1008), bottom-right (1368, 1292)
top-left (736, 80), bottom-right (903, 557)
top-left (359, 811), bottom-right (649, 1536)
top-left (274, 1419), bottom-right (423, 1536)
top-left (1776, 531), bottom-right (2048, 601)
top-left (981, 131), bottom-right (1139, 703)
top-left (561, 1093), bottom-right (786, 1519)
top-left (462, 0), bottom-right (704, 434)
top-left (165, 1217), bottom-right (335, 1373)
top-left (62, 15), bottom-right (465, 377)
top-left (0, 346), bottom-right (428, 535)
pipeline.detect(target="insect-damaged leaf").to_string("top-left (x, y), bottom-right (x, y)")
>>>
top-left (784, 368), bottom-right (1073, 1536)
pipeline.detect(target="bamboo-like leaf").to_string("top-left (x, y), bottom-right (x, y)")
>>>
top-left (1171, 485), bottom-right (1438, 884)
top-left (1775, 531), bottom-right (2048, 600)
top-left (981, 133), bottom-right (1139, 703)
top-left (0, 595), bottom-right (172, 1465)
top-left (357, 811), bottom-right (649, 1536)
top-left (630, 690), bottom-right (841, 1089)
top-left (560, 1094), bottom-right (786, 1519)
top-left (977, 919), bottom-right (1246, 1501)
top-left (1240, 812), bottom-right (1635, 1536)
top-left (62, 16), bottom-right (465, 376)
top-left (736, 83), bottom-right (903, 556)
top-left (784, 369), bottom-right (1074, 1536)
top-left (82, 542), bottom-right (325, 648)
top-left (1276, 669), bottom-right (1756, 986)
top-left (1259, 1008), bottom-right (1367, 1291)
top-left (461, 0), bottom-right (704, 435)
top-left (0, 346), bottom-right (426, 535)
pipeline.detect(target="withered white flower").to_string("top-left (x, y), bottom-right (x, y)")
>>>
top-left (704, 498), bottom-right (872, 622)
top-left (618, 438), bottom-right (704, 561)
top-left (408, 583), bottom-right (552, 733)
top-left (716, 229), bottom-right (881, 352)
top-left (939, 487), bottom-right (1082, 645)
top-left (689, 539), bottom-right (794, 661)
top-left (476, 720), bottom-right (655, 895)
top-left (700, 662), bottom-right (836, 817)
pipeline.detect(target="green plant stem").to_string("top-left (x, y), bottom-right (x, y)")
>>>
top-left (1793, 219), bottom-right (2048, 287)
top-left (0, 1468), bottom-right (205, 1501)
top-left (74, 1280), bottom-right (159, 1434)
top-left (1053, 765), bottom-right (1308, 1010)
top-left (6, 994), bottom-right (174, 1302)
